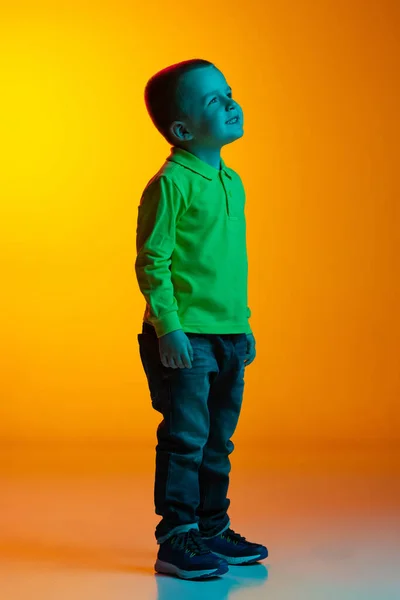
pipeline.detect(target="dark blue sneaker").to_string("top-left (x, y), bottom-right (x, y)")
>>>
top-left (201, 527), bottom-right (268, 565)
top-left (155, 528), bottom-right (229, 580)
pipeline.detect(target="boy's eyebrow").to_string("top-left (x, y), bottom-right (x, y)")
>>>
top-left (201, 86), bottom-right (232, 101)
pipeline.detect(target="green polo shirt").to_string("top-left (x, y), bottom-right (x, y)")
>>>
top-left (135, 146), bottom-right (252, 338)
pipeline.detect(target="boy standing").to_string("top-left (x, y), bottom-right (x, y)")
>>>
top-left (135, 59), bottom-right (267, 580)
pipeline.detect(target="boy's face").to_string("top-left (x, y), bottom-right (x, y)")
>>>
top-left (170, 66), bottom-right (244, 149)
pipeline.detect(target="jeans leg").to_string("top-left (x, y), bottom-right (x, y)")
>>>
top-left (197, 333), bottom-right (248, 538)
top-left (137, 324), bottom-right (219, 544)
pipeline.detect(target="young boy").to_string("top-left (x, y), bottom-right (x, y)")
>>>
top-left (135, 58), bottom-right (267, 580)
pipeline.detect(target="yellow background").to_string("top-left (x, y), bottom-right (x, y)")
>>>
top-left (1, 0), bottom-right (399, 446)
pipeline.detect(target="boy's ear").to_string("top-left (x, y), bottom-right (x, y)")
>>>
top-left (170, 122), bottom-right (193, 143)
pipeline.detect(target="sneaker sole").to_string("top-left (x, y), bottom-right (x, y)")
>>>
top-left (154, 558), bottom-right (229, 580)
top-left (210, 549), bottom-right (268, 565)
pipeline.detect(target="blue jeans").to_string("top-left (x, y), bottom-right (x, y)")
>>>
top-left (137, 321), bottom-right (247, 544)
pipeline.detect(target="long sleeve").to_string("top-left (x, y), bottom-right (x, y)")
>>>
top-left (135, 176), bottom-right (187, 338)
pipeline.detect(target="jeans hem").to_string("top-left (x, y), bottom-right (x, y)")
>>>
top-left (200, 520), bottom-right (231, 540)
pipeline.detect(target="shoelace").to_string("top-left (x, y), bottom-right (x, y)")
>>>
top-left (172, 530), bottom-right (211, 555)
top-left (222, 528), bottom-right (247, 544)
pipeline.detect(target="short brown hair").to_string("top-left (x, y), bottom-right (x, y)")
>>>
top-left (144, 59), bottom-right (214, 145)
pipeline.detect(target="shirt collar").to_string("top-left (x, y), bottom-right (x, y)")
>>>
top-left (166, 146), bottom-right (232, 180)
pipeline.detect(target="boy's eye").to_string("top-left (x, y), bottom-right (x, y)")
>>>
top-left (209, 92), bottom-right (233, 105)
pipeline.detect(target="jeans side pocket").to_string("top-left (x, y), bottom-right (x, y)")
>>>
top-left (137, 333), bottom-right (169, 412)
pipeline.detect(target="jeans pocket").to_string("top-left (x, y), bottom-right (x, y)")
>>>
top-left (138, 333), bottom-right (170, 411)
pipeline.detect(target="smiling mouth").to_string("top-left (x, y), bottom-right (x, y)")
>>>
top-left (226, 116), bottom-right (239, 124)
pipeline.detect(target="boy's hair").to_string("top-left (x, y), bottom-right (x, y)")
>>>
top-left (144, 59), bottom-right (214, 145)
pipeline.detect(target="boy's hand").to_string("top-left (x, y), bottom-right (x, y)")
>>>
top-left (244, 333), bottom-right (256, 366)
top-left (159, 329), bottom-right (194, 369)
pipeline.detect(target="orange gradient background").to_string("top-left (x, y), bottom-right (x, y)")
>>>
top-left (1, 0), bottom-right (399, 449)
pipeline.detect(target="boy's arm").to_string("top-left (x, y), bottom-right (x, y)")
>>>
top-left (135, 175), bottom-right (186, 339)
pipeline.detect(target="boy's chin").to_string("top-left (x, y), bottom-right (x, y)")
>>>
top-left (223, 129), bottom-right (244, 145)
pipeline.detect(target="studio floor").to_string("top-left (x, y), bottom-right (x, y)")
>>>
top-left (1, 441), bottom-right (399, 600)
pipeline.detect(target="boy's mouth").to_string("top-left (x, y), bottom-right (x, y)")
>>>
top-left (226, 116), bottom-right (239, 125)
